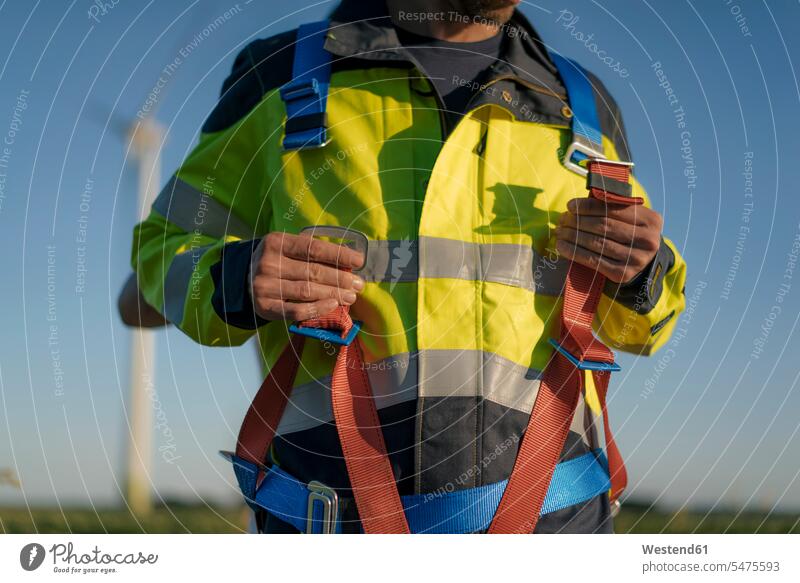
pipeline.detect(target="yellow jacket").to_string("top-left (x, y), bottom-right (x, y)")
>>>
top-left (132, 2), bottom-right (686, 525)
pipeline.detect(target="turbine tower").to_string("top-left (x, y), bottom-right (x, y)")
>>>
top-left (111, 2), bottom-right (220, 516)
top-left (124, 116), bottom-right (164, 516)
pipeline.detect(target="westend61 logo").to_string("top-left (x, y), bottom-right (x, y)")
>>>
top-left (19, 542), bottom-right (158, 574)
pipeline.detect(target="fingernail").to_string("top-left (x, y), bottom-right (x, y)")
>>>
top-left (343, 291), bottom-right (357, 304)
top-left (352, 276), bottom-right (365, 291)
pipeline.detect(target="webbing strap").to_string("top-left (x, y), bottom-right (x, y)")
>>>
top-left (550, 53), bottom-right (603, 163)
top-left (488, 159), bottom-right (639, 533)
top-left (279, 20), bottom-right (331, 150)
top-left (324, 307), bottom-right (410, 533)
top-left (235, 304), bottom-right (410, 534)
top-left (247, 449), bottom-right (610, 534)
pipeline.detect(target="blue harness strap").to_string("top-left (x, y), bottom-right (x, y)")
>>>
top-left (279, 20), bottom-right (332, 150)
top-left (229, 449), bottom-right (611, 534)
top-left (550, 53), bottom-right (605, 175)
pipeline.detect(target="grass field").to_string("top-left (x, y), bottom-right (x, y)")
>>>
top-left (1, 502), bottom-right (797, 534)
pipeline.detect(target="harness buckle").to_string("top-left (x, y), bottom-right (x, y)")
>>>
top-left (279, 78), bottom-right (331, 151)
top-left (289, 226), bottom-right (368, 346)
top-left (562, 134), bottom-right (605, 176)
top-left (306, 481), bottom-right (339, 534)
top-left (548, 338), bottom-right (621, 372)
top-left (299, 225), bottom-right (369, 269)
top-left (587, 158), bottom-right (635, 169)
top-left (289, 320), bottom-right (362, 346)
top-left (279, 78), bottom-right (321, 103)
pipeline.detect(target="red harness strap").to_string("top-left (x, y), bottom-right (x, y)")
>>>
top-left (488, 159), bottom-right (640, 533)
top-left (235, 304), bottom-right (410, 533)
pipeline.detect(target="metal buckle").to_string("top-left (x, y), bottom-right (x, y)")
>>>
top-left (279, 79), bottom-right (332, 151)
top-left (299, 225), bottom-right (369, 269)
top-left (563, 134), bottom-right (605, 176)
top-left (282, 132), bottom-right (331, 152)
top-left (279, 78), bottom-right (320, 102)
top-left (548, 338), bottom-right (621, 372)
top-left (586, 158), bottom-right (635, 169)
top-left (306, 481), bottom-right (339, 534)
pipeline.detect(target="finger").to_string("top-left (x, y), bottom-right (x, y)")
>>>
top-left (255, 278), bottom-right (358, 305)
top-left (253, 297), bottom-right (339, 322)
top-left (555, 239), bottom-right (630, 283)
top-left (283, 298), bottom-right (341, 321)
top-left (271, 256), bottom-right (365, 290)
top-left (557, 214), bottom-right (644, 248)
top-left (566, 198), bottom-right (650, 225)
top-left (276, 232), bottom-right (365, 268)
top-left (555, 226), bottom-right (635, 262)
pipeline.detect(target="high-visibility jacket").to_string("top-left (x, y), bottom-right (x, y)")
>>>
top-left (132, 1), bottom-right (686, 532)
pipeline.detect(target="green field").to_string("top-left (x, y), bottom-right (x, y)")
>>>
top-left (0, 505), bottom-right (249, 534)
top-left (1, 502), bottom-right (797, 534)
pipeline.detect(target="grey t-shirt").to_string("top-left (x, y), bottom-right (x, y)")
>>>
top-left (396, 27), bottom-right (504, 131)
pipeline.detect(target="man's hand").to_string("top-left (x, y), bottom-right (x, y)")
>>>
top-left (249, 232), bottom-right (365, 322)
top-left (555, 198), bottom-right (663, 284)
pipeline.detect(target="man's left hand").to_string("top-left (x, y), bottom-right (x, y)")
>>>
top-left (555, 197), bottom-right (663, 284)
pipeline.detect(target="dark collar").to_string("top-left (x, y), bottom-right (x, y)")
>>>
top-left (324, 0), bottom-right (566, 99)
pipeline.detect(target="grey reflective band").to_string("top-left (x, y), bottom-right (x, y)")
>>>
top-left (163, 244), bottom-right (214, 325)
top-left (153, 176), bottom-right (252, 239)
top-left (276, 349), bottom-right (543, 435)
top-left (417, 349), bottom-right (542, 410)
top-left (358, 236), bottom-right (568, 296)
top-left (420, 236), bottom-right (567, 295)
top-left (358, 239), bottom-right (419, 283)
top-left (277, 352), bottom-right (417, 435)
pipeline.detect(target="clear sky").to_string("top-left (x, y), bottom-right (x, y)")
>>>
top-left (1, 0), bottom-right (799, 514)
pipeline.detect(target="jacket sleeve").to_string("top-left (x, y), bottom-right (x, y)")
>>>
top-left (131, 46), bottom-right (271, 346)
top-left (593, 172), bottom-right (687, 355)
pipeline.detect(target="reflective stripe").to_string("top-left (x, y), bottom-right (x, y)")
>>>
top-left (358, 236), bottom-right (567, 296)
top-left (359, 239), bottom-right (418, 283)
top-left (277, 352), bottom-right (417, 435)
top-left (417, 350), bottom-right (541, 409)
top-left (153, 176), bottom-right (252, 239)
top-left (420, 236), bottom-right (567, 295)
top-left (163, 245), bottom-right (213, 324)
top-left (276, 350), bottom-right (542, 435)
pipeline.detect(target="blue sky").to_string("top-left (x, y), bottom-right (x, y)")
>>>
top-left (1, 0), bottom-right (799, 514)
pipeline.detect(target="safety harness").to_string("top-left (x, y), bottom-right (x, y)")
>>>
top-left (222, 20), bottom-right (637, 534)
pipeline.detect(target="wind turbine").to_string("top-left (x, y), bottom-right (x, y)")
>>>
top-left (92, 96), bottom-right (166, 518)
top-left (113, 4), bottom-right (217, 516)
top-left (123, 115), bottom-right (164, 517)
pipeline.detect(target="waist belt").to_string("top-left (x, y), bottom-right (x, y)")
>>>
top-left (226, 450), bottom-right (610, 534)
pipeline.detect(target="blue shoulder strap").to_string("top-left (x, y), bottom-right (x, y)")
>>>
top-left (550, 53), bottom-right (604, 175)
top-left (279, 20), bottom-right (332, 151)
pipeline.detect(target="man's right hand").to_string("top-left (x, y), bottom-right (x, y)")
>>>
top-left (249, 232), bottom-right (366, 322)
